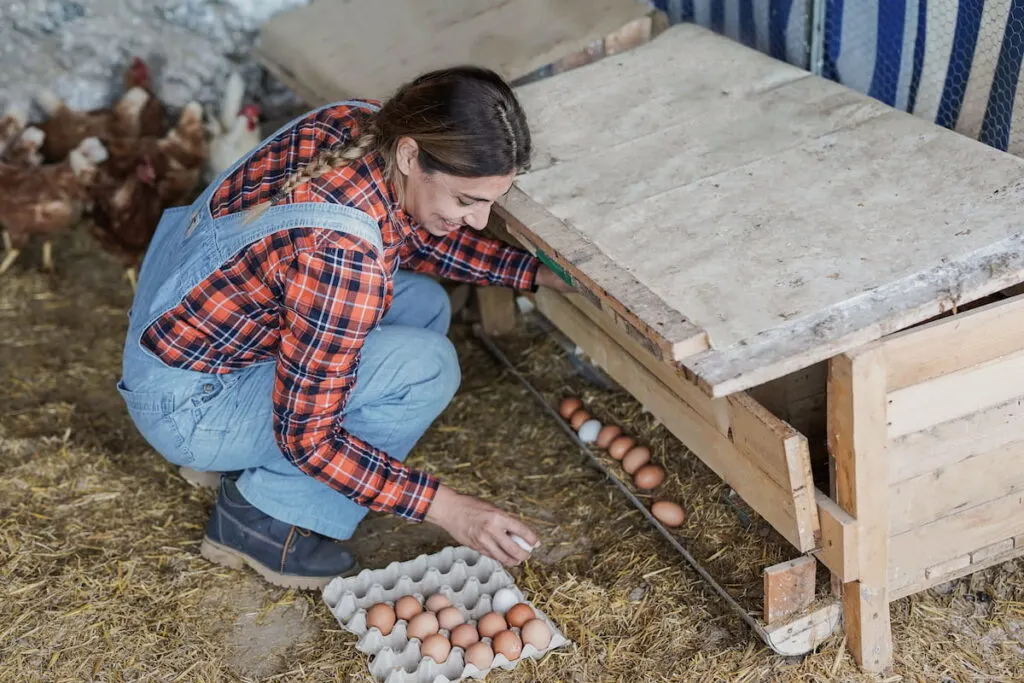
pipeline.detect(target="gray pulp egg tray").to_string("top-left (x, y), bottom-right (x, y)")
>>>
top-left (322, 545), bottom-right (570, 682)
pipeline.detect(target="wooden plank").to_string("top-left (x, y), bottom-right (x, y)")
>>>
top-left (971, 539), bottom-right (1014, 564)
top-left (499, 188), bottom-right (709, 361)
top-left (889, 395), bottom-right (1024, 484)
top-left (254, 0), bottom-right (653, 104)
top-left (888, 490), bottom-right (1024, 592)
top-left (476, 287), bottom-right (518, 336)
top-left (506, 22), bottom-right (1024, 396)
top-left (924, 554), bottom-right (970, 581)
top-left (887, 347), bottom-right (1024, 439)
top-left (828, 349), bottom-right (892, 673)
top-left (891, 542), bottom-right (1024, 600)
top-left (813, 490), bottom-right (859, 582)
top-left (762, 601), bottom-right (843, 657)
top-left (889, 436), bottom-right (1024, 535)
top-left (534, 287), bottom-right (817, 551)
top-left (882, 293), bottom-right (1024, 391)
top-left (763, 556), bottom-right (817, 624)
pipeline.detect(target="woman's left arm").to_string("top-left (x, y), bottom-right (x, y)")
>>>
top-left (400, 226), bottom-right (573, 292)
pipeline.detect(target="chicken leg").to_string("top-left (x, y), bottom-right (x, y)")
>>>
top-left (41, 240), bottom-right (53, 272)
top-left (0, 231), bottom-right (19, 275)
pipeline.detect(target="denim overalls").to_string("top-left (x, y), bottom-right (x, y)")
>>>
top-left (117, 101), bottom-right (460, 539)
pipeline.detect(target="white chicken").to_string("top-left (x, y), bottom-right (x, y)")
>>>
top-left (204, 71), bottom-right (262, 181)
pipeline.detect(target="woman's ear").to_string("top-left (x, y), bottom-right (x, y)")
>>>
top-left (396, 136), bottom-right (419, 176)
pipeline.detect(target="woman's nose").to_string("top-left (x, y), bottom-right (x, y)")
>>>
top-left (465, 206), bottom-right (490, 230)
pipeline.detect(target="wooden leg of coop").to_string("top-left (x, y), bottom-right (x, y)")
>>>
top-left (828, 348), bottom-right (893, 673)
top-left (125, 267), bottom-right (138, 292)
top-left (476, 286), bottom-right (518, 336)
top-left (0, 233), bottom-right (19, 274)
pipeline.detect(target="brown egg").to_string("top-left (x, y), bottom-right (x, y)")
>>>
top-left (621, 445), bottom-right (651, 474)
top-left (558, 397), bottom-right (583, 419)
top-left (608, 435), bottom-right (635, 460)
top-left (407, 611), bottom-right (440, 640)
top-left (520, 618), bottom-right (552, 650)
top-left (450, 623), bottom-right (480, 649)
top-left (492, 630), bottom-right (523, 661)
top-left (365, 603), bottom-right (396, 635)
top-left (569, 409), bottom-right (591, 430)
top-left (437, 606), bottom-right (465, 630)
top-left (477, 611), bottom-right (507, 638)
top-left (395, 595), bottom-right (423, 621)
top-left (420, 633), bottom-right (451, 664)
top-left (634, 464), bottom-right (665, 490)
top-left (505, 603), bottom-right (535, 629)
top-left (595, 424), bottom-right (622, 448)
top-left (651, 500), bottom-right (686, 527)
top-left (465, 641), bottom-right (494, 669)
top-left (425, 593), bottom-right (451, 612)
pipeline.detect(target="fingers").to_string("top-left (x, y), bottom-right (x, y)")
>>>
top-left (480, 535), bottom-right (519, 566)
top-left (494, 531), bottom-right (530, 565)
top-left (504, 517), bottom-right (538, 549)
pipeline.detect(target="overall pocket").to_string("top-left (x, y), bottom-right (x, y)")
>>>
top-left (116, 379), bottom-right (197, 466)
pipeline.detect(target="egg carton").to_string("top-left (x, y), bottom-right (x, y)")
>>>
top-left (323, 545), bottom-right (570, 682)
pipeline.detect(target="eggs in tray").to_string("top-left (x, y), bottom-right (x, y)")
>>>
top-left (558, 396), bottom-right (686, 527)
top-left (322, 546), bottom-right (569, 682)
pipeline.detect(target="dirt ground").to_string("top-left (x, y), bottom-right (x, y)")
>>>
top-left (2, 229), bottom-right (1024, 682)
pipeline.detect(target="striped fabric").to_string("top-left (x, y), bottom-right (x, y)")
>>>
top-left (822, 0), bottom-right (1024, 154)
top-left (654, 0), bottom-right (813, 68)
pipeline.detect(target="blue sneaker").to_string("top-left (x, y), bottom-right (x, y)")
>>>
top-left (199, 478), bottom-right (359, 589)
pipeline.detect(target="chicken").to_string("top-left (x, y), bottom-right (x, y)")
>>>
top-left (123, 56), bottom-right (166, 138)
top-left (36, 85), bottom-right (155, 163)
top-left (0, 106), bottom-right (44, 167)
top-left (0, 137), bottom-right (107, 274)
top-left (101, 101), bottom-right (208, 209)
top-left (3, 127), bottom-right (45, 168)
top-left (89, 156), bottom-right (163, 290)
top-left (204, 71), bottom-right (262, 181)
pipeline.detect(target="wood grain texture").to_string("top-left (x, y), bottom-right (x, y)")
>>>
top-left (503, 22), bottom-right (1024, 395)
top-left (763, 556), bottom-right (817, 624)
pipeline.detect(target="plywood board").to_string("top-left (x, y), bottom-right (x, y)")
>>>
top-left (254, 0), bottom-right (653, 104)
top-left (503, 23), bottom-right (1024, 397)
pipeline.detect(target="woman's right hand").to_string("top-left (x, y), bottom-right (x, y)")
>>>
top-left (424, 484), bottom-right (538, 566)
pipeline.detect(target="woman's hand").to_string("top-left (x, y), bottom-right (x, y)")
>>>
top-left (535, 265), bottom-right (576, 293)
top-left (425, 485), bottom-right (538, 566)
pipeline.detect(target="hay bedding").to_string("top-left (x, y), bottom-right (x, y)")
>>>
top-left (1, 229), bottom-right (1023, 682)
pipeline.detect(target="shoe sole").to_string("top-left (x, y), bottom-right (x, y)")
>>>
top-left (179, 467), bottom-right (222, 489)
top-left (199, 537), bottom-right (359, 590)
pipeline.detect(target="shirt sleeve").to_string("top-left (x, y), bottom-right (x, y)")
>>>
top-left (399, 225), bottom-right (540, 291)
top-left (273, 234), bottom-right (440, 522)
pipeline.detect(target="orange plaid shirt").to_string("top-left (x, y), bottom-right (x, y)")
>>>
top-left (141, 101), bottom-right (539, 522)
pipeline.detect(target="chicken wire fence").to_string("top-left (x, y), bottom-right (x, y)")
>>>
top-left (655, 0), bottom-right (1024, 156)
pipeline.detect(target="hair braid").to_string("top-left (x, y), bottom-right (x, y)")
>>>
top-left (242, 129), bottom-right (377, 224)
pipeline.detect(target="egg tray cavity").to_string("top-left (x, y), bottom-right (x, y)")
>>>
top-left (323, 545), bottom-right (570, 682)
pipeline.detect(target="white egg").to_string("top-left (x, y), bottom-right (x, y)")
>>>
top-left (491, 587), bottom-right (519, 613)
top-left (510, 534), bottom-right (537, 552)
top-left (577, 419), bottom-right (602, 443)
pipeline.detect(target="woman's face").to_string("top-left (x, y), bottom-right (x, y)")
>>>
top-left (396, 137), bottom-right (515, 238)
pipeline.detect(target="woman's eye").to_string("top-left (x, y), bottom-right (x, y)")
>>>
top-left (457, 197), bottom-right (474, 207)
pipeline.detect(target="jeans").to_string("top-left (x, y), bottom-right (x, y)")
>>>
top-left (117, 271), bottom-right (459, 539)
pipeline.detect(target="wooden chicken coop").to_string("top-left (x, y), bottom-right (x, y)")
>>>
top-left (257, 1), bottom-right (1024, 673)
top-left (485, 23), bottom-right (1024, 672)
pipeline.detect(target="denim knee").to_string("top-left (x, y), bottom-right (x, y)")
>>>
top-left (416, 332), bottom-right (460, 406)
top-left (418, 279), bottom-right (452, 335)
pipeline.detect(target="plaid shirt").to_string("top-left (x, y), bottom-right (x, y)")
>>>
top-left (141, 101), bottom-right (539, 522)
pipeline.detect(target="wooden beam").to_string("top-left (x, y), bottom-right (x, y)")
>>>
top-left (828, 348), bottom-right (893, 673)
top-left (891, 541), bottom-right (1024, 601)
top-left (497, 186), bottom-right (709, 361)
top-left (883, 292), bottom-right (1024, 392)
top-left (763, 555), bottom-right (817, 624)
top-left (476, 286), bottom-right (518, 336)
top-left (535, 288), bottom-right (820, 551)
top-left (762, 600), bottom-right (842, 657)
top-left (887, 347), bottom-right (1024, 439)
top-left (813, 489), bottom-right (859, 582)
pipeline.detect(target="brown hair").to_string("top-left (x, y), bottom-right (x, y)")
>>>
top-left (244, 66), bottom-right (531, 223)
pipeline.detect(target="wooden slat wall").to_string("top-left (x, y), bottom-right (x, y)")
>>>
top-left (879, 294), bottom-right (1024, 595)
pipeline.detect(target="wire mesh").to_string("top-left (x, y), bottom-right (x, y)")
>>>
top-left (821, 0), bottom-right (1024, 154)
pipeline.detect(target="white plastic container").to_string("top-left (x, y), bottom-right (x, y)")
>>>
top-left (323, 546), bottom-right (570, 682)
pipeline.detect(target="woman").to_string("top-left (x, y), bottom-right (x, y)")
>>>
top-left (117, 66), bottom-right (572, 589)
